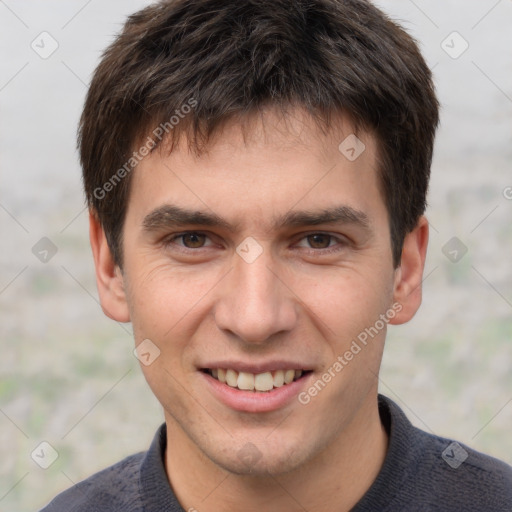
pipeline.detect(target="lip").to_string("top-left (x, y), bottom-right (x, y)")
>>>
top-left (198, 360), bottom-right (313, 374)
top-left (199, 370), bottom-right (313, 413)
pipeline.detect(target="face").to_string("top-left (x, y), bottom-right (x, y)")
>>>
top-left (92, 108), bottom-right (426, 476)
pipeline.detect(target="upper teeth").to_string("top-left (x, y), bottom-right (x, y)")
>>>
top-left (211, 369), bottom-right (303, 392)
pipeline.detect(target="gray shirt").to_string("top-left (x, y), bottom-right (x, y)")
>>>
top-left (39, 395), bottom-right (512, 511)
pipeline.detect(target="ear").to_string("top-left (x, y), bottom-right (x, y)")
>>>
top-left (388, 216), bottom-right (429, 325)
top-left (89, 211), bottom-right (131, 323)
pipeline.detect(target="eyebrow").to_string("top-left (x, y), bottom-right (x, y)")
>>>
top-left (142, 204), bottom-right (371, 233)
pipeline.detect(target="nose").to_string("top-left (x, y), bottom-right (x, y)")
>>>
top-left (213, 247), bottom-right (298, 345)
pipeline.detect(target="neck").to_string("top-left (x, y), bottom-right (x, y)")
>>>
top-left (165, 394), bottom-right (388, 512)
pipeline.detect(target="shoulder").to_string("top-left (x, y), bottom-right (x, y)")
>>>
top-left (39, 451), bottom-right (145, 512)
top-left (412, 428), bottom-right (512, 509)
top-left (380, 395), bottom-right (512, 511)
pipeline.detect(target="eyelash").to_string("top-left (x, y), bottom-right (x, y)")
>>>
top-left (163, 231), bottom-right (348, 255)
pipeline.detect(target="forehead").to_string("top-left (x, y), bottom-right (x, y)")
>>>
top-left (127, 108), bottom-right (385, 230)
top-left (162, 107), bottom-right (375, 168)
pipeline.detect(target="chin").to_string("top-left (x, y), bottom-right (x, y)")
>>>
top-left (206, 438), bottom-right (314, 477)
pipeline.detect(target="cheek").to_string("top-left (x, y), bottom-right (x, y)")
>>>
top-left (124, 241), bottom-right (394, 349)
top-left (292, 266), bottom-right (393, 339)
top-left (124, 258), bottom-right (223, 346)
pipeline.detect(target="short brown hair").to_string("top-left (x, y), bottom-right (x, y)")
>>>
top-left (79, 0), bottom-right (439, 268)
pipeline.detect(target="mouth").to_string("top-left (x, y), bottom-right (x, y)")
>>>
top-left (200, 368), bottom-right (312, 393)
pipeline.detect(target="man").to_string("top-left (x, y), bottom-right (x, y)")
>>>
top-left (41, 0), bottom-right (512, 510)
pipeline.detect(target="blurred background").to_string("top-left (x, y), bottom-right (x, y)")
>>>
top-left (0, 0), bottom-right (511, 510)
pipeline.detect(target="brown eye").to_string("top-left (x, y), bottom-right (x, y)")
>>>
top-left (181, 233), bottom-right (207, 248)
top-left (306, 234), bottom-right (333, 249)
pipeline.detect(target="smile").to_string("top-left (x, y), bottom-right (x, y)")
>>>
top-left (202, 368), bottom-right (310, 392)
top-left (200, 366), bottom-right (313, 413)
